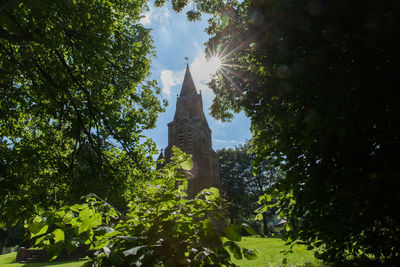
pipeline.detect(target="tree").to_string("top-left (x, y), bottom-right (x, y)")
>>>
top-left (0, 0), bottom-right (228, 252)
top-left (0, 0), bottom-right (165, 233)
top-left (218, 144), bottom-right (281, 236)
top-left (205, 0), bottom-right (400, 265)
top-left (218, 145), bottom-right (254, 226)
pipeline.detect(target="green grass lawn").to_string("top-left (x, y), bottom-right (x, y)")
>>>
top-left (0, 237), bottom-right (324, 267)
top-left (234, 237), bottom-right (326, 267)
top-left (0, 252), bottom-right (87, 267)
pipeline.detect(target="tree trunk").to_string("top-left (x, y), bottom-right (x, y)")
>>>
top-left (229, 204), bottom-right (235, 224)
top-left (0, 229), bottom-right (11, 255)
top-left (262, 212), bottom-right (270, 237)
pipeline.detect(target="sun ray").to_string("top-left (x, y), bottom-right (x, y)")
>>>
top-left (203, 37), bottom-right (252, 100)
top-left (207, 56), bottom-right (222, 74)
top-left (219, 69), bottom-right (244, 96)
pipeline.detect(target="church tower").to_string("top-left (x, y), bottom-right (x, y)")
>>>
top-left (163, 64), bottom-right (220, 197)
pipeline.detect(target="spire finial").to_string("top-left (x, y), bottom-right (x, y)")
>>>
top-left (185, 57), bottom-right (189, 68)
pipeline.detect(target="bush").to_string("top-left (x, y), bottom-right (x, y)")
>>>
top-left (26, 148), bottom-right (257, 266)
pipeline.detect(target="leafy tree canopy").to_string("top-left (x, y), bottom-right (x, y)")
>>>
top-left (0, 0), bottom-right (165, 228)
top-left (204, 0), bottom-right (400, 265)
top-left (218, 144), bottom-right (281, 235)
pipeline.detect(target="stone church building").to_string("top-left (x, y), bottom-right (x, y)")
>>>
top-left (158, 64), bottom-right (221, 197)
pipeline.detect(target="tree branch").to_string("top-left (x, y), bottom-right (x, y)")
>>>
top-left (54, 50), bottom-right (143, 170)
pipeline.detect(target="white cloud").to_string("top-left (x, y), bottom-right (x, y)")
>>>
top-left (214, 139), bottom-right (245, 146)
top-left (140, 12), bottom-right (151, 25)
top-left (189, 49), bottom-right (223, 106)
top-left (140, 5), bottom-right (171, 26)
top-left (160, 70), bottom-right (184, 97)
top-left (158, 7), bottom-right (171, 22)
top-left (191, 51), bottom-right (213, 86)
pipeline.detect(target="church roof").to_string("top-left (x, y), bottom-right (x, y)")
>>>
top-left (173, 64), bottom-right (209, 127)
top-left (179, 64), bottom-right (197, 97)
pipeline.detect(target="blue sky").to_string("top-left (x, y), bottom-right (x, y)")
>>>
top-left (142, 3), bottom-right (250, 152)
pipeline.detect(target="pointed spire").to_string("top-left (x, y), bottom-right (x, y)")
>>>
top-left (179, 66), bottom-right (197, 97)
top-left (173, 64), bottom-right (209, 126)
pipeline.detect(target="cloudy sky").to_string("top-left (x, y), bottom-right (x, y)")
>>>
top-left (142, 2), bottom-right (250, 152)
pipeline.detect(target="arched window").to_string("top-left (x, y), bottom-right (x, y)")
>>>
top-left (178, 130), bottom-right (184, 147)
top-left (186, 128), bottom-right (193, 148)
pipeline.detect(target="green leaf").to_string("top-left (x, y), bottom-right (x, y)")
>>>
top-left (29, 216), bottom-right (49, 238)
top-left (258, 194), bottom-right (267, 204)
top-left (241, 223), bottom-right (258, 235)
top-left (178, 180), bottom-right (188, 191)
top-left (225, 241), bottom-right (242, 260)
top-left (78, 208), bottom-right (102, 234)
top-left (90, 237), bottom-right (109, 250)
top-left (94, 226), bottom-right (114, 235)
top-left (52, 228), bottom-right (65, 243)
top-left (46, 243), bottom-right (62, 261)
top-left (122, 245), bottom-right (147, 257)
top-left (116, 236), bottom-right (140, 242)
top-left (54, 210), bottom-right (66, 219)
top-left (208, 187), bottom-right (220, 198)
top-left (255, 213), bottom-right (263, 221)
top-left (223, 224), bottom-right (241, 242)
top-left (180, 157), bottom-right (193, 170)
top-left (34, 234), bottom-right (49, 246)
top-left (242, 248), bottom-right (257, 260)
top-left (204, 187), bottom-right (220, 201)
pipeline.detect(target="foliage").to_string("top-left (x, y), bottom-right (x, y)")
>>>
top-left (153, 0), bottom-right (229, 21)
top-left (204, 0), bottom-right (400, 265)
top-left (0, 0), bottom-right (165, 229)
top-left (26, 148), bottom-right (257, 266)
top-left (217, 144), bottom-right (281, 235)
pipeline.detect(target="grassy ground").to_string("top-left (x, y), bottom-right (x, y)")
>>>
top-left (0, 252), bottom-right (86, 267)
top-left (234, 237), bottom-right (326, 267)
top-left (0, 237), bottom-right (324, 267)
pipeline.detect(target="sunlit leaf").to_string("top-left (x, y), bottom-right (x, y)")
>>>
top-left (52, 228), bottom-right (65, 243)
top-left (224, 224), bottom-right (241, 242)
top-left (180, 157), bottom-right (193, 170)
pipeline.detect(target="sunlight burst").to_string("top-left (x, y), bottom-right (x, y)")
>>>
top-left (207, 56), bottom-right (222, 75)
top-left (191, 53), bottom-right (224, 84)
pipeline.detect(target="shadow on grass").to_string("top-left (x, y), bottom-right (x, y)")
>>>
top-left (0, 252), bottom-right (87, 267)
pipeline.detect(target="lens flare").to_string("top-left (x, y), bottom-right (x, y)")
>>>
top-left (207, 56), bottom-right (222, 75)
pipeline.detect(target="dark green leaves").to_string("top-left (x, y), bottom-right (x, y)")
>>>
top-left (241, 223), bottom-right (258, 236)
top-left (122, 245), bottom-right (147, 257)
top-left (206, 0), bottom-right (400, 264)
top-left (28, 216), bottom-right (49, 238)
top-left (224, 224), bottom-right (241, 242)
top-left (225, 241), bottom-right (242, 260)
top-left (243, 247), bottom-right (258, 260)
top-left (27, 153), bottom-right (257, 265)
